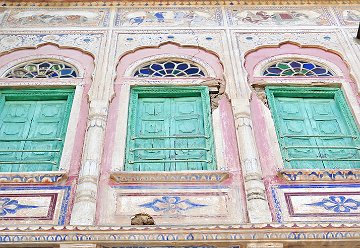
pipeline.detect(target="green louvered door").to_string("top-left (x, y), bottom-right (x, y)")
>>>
top-left (127, 87), bottom-right (214, 171)
top-left (0, 97), bottom-right (69, 172)
top-left (270, 88), bottom-right (360, 169)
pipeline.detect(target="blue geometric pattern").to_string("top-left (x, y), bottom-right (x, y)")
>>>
top-left (306, 196), bottom-right (360, 213)
top-left (0, 197), bottom-right (39, 216)
top-left (139, 196), bottom-right (207, 214)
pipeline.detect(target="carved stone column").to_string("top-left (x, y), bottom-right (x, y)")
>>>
top-left (70, 100), bottom-right (108, 225)
top-left (247, 243), bottom-right (284, 248)
top-left (232, 98), bottom-right (272, 223)
top-left (60, 244), bottom-right (98, 248)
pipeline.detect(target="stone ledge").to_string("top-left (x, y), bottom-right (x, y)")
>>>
top-left (0, 171), bottom-right (67, 184)
top-left (278, 169), bottom-right (360, 182)
top-left (110, 170), bottom-right (229, 184)
top-left (0, 223), bottom-right (360, 245)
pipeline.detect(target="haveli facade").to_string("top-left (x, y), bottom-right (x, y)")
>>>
top-left (0, 0), bottom-right (359, 247)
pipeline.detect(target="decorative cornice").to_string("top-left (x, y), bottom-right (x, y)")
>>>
top-left (2, 0), bottom-right (359, 7)
top-left (0, 171), bottom-right (67, 184)
top-left (279, 169), bottom-right (360, 182)
top-left (110, 171), bottom-right (229, 184)
top-left (0, 223), bottom-right (360, 245)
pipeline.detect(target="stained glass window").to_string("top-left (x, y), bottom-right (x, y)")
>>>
top-left (4, 60), bottom-right (78, 78)
top-left (263, 60), bottom-right (333, 77)
top-left (133, 59), bottom-right (206, 77)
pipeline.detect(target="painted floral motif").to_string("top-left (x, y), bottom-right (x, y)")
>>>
top-left (0, 197), bottom-right (39, 216)
top-left (228, 8), bottom-right (332, 26)
top-left (3, 9), bottom-right (109, 27)
top-left (139, 196), bottom-right (207, 214)
top-left (117, 8), bottom-right (222, 27)
top-left (306, 196), bottom-right (360, 213)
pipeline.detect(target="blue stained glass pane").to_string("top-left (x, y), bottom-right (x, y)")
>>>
top-left (313, 68), bottom-right (326, 74)
top-left (150, 64), bottom-right (162, 71)
top-left (199, 71), bottom-right (205, 76)
top-left (71, 71), bottom-right (77, 77)
top-left (39, 62), bottom-right (51, 68)
top-left (290, 61), bottom-right (301, 68)
top-left (164, 62), bottom-right (176, 69)
top-left (268, 68), bottom-right (282, 74)
top-left (185, 68), bottom-right (198, 75)
top-left (153, 72), bottom-right (162, 77)
top-left (61, 69), bottom-right (72, 75)
top-left (177, 63), bottom-right (188, 70)
top-left (303, 63), bottom-right (315, 70)
top-left (157, 70), bottom-right (166, 75)
top-left (140, 69), bottom-right (150, 75)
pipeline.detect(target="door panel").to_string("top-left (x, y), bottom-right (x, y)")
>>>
top-left (274, 97), bottom-right (323, 169)
top-left (22, 101), bottom-right (67, 171)
top-left (0, 101), bottom-right (35, 172)
top-left (305, 98), bottom-right (359, 169)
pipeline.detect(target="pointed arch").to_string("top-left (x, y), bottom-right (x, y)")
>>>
top-left (116, 42), bottom-right (224, 79)
top-left (0, 43), bottom-right (94, 81)
top-left (244, 42), bottom-right (351, 82)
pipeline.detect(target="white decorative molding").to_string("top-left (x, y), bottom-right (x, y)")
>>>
top-left (70, 100), bottom-right (109, 226)
top-left (279, 169), bottom-right (360, 182)
top-left (0, 171), bottom-right (67, 184)
top-left (110, 171), bottom-right (230, 184)
top-left (232, 97), bottom-right (272, 223)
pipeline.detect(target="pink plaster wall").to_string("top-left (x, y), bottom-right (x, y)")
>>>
top-left (0, 44), bottom-right (95, 225)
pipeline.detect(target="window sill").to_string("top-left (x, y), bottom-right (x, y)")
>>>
top-left (0, 171), bottom-right (67, 184)
top-left (110, 170), bottom-right (229, 184)
top-left (278, 169), bottom-right (360, 182)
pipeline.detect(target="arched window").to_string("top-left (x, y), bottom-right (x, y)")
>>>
top-left (263, 60), bottom-right (333, 77)
top-left (245, 44), bottom-right (360, 175)
top-left (3, 59), bottom-right (78, 78)
top-left (0, 47), bottom-right (93, 176)
top-left (133, 59), bottom-right (206, 78)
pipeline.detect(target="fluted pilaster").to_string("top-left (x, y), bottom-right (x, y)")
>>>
top-left (232, 98), bottom-right (272, 223)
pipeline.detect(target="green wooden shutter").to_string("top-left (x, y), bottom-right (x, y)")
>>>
top-left (272, 97), bottom-right (323, 169)
top-left (304, 97), bottom-right (359, 169)
top-left (0, 89), bottom-right (73, 172)
top-left (267, 87), bottom-right (360, 169)
top-left (0, 100), bottom-right (36, 172)
top-left (21, 100), bottom-right (67, 172)
top-left (125, 87), bottom-right (215, 171)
